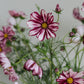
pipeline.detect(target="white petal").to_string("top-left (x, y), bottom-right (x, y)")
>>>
top-left (36, 29), bottom-right (45, 41)
top-left (14, 82), bottom-right (18, 84)
top-left (27, 20), bottom-right (41, 28)
top-left (8, 17), bottom-right (16, 26)
top-left (72, 33), bottom-right (80, 43)
top-left (74, 71), bottom-right (84, 78)
top-left (77, 25), bottom-right (84, 36)
top-left (29, 27), bottom-right (41, 36)
top-left (81, 8), bottom-right (84, 12)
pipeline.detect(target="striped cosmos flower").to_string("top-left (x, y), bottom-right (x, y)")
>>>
top-left (0, 53), bottom-right (19, 83)
top-left (27, 9), bottom-right (59, 41)
top-left (24, 59), bottom-right (43, 78)
top-left (56, 69), bottom-right (84, 84)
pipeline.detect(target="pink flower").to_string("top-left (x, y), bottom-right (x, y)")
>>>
top-left (55, 4), bottom-right (61, 13)
top-left (9, 69), bottom-right (19, 82)
top-left (82, 2), bottom-right (84, 7)
top-left (9, 10), bottom-right (26, 19)
top-left (27, 9), bottom-right (59, 41)
top-left (8, 17), bottom-right (16, 26)
top-left (56, 69), bottom-right (84, 84)
top-left (0, 53), bottom-right (19, 82)
top-left (0, 26), bottom-right (15, 44)
top-left (73, 8), bottom-right (84, 21)
top-left (19, 11), bottom-right (26, 19)
top-left (0, 53), bottom-right (11, 69)
top-left (81, 2), bottom-right (84, 12)
top-left (24, 59), bottom-right (43, 78)
top-left (9, 10), bottom-right (19, 18)
top-left (0, 43), bottom-right (11, 54)
top-left (4, 66), bottom-right (19, 82)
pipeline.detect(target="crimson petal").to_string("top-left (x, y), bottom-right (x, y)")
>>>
top-left (41, 9), bottom-right (47, 22)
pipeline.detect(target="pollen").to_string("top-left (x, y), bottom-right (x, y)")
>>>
top-left (42, 23), bottom-right (48, 29)
top-left (4, 34), bottom-right (8, 38)
top-left (67, 78), bottom-right (73, 84)
top-left (0, 47), bottom-right (2, 52)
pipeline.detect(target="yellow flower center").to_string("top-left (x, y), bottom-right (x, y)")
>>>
top-left (67, 78), bottom-right (73, 84)
top-left (42, 23), bottom-right (48, 29)
top-left (8, 67), bottom-right (12, 69)
top-left (0, 47), bottom-right (2, 52)
top-left (4, 34), bottom-right (8, 38)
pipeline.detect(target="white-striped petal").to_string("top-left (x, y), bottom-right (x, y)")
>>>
top-left (36, 29), bottom-right (45, 41)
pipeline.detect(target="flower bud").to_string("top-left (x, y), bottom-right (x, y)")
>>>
top-left (20, 28), bottom-right (25, 32)
top-left (69, 32), bottom-right (75, 37)
top-left (55, 68), bottom-right (59, 73)
top-left (60, 46), bottom-right (65, 51)
top-left (12, 37), bottom-right (16, 41)
top-left (55, 4), bottom-right (61, 13)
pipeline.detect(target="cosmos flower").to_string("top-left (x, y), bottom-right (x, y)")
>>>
top-left (56, 69), bottom-right (84, 84)
top-left (27, 9), bottom-right (59, 41)
top-left (0, 53), bottom-right (11, 69)
top-left (9, 10), bottom-right (20, 18)
top-left (0, 53), bottom-right (19, 82)
top-left (9, 10), bottom-right (26, 19)
top-left (71, 25), bottom-right (84, 44)
top-left (8, 68), bottom-right (19, 82)
top-left (0, 26), bottom-right (15, 44)
top-left (24, 59), bottom-right (43, 78)
top-left (0, 43), bottom-right (11, 54)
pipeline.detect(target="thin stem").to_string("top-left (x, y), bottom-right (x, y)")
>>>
top-left (74, 44), bottom-right (80, 70)
top-left (49, 39), bottom-right (53, 84)
top-left (78, 48), bottom-right (84, 71)
top-left (15, 54), bottom-right (28, 65)
top-left (57, 14), bottom-right (59, 22)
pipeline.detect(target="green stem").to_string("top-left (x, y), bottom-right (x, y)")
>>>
top-left (15, 54), bottom-right (28, 65)
top-left (78, 48), bottom-right (84, 71)
top-left (49, 39), bottom-right (53, 84)
top-left (74, 44), bottom-right (80, 71)
top-left (57, 14), bottom-right (59, 22)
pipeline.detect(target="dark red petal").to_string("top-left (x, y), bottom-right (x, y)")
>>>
top-left (30, 12), bottom-right (43, 23)
top-left (41, 9), bottom-right (47, 22)
top-left (29, 27), bottom-right (41, 36)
